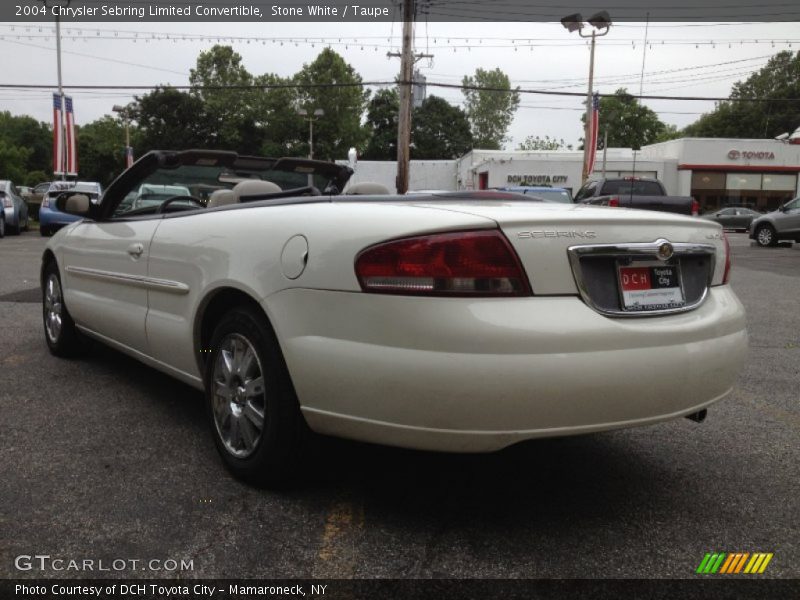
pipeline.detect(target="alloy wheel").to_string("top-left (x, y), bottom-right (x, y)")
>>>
top-left (44, 274), bottom-right (63, 343)
top-left (757, 227), bottom-right (774, 246)
top-left (211, 333), bottom-right (267, 458)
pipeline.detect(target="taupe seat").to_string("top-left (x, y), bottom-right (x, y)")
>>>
top-left (346, 182), bottom-right (391, 195)
top-left (206, 189), bottom-right (237, 208)
top-left (233, 179), bottom-right (282, 202)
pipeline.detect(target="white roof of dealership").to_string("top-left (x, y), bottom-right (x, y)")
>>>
top-left (344, 137), bottom-right (800, 197)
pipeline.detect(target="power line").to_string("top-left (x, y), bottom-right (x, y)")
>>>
top-left (1, 80), bottom-right (798, 102)
top-left (0, 38), bottom-right (189, 76)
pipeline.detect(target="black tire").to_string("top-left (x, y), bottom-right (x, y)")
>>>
top-left (755, 224), bottom-right (778, 247)
top-left (39, 226), bottom-right (49, 237)
top-left (42, 261), bottom-right (85, 357)
top-left (204, 305), bottom-right (308, 486)
top-left (9, 220), bottom-right (20, 235)
top-left (0, 215), bottom-right (5, 238)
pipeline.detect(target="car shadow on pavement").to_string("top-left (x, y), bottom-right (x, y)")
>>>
top-left (77, 340), bottom-right (678, 532)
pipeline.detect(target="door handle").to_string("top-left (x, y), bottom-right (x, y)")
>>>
top-left (127, 243), bottom-right (144, 258)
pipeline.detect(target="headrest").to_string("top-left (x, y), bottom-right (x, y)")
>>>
top-left (207, 189), bottom-right (237, 208)
top-left (346, 182), bottom-right (391, 195)
top-left (233, 179), bottom-right (282, 202)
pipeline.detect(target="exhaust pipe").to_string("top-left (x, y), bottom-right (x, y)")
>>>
top-left (685, 409), bottom-right (707, 423)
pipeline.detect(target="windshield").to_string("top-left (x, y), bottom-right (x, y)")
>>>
top-left (110, 155), bottom-right (350, 217)
top-left (600, 180), bottom-right (663, 195)
top-left (527, 189), bottom-right (572, 203)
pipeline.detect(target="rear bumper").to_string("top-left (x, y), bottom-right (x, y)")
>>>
top-left (266, 287), bottom-right (747, 452)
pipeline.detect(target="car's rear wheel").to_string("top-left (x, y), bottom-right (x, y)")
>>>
top-left (755, 224), bottom-right (778, 247)
top-left (42, 262), bottom-right (85, 357)
top-left (0, 214), bottom-right (5, 238)
top-left (204, 306), bottom-right (308, 486)
top-left (39, 226), bottom-right (49, 237)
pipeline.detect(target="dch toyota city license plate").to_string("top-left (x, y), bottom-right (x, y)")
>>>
top-left (617, 263), bottom-right (685, 312)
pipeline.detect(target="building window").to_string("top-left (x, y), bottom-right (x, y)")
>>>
top-left (691, 171), bottom-right (797, 212)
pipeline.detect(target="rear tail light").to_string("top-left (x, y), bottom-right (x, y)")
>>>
top-left (691, 199), bottom-right (700, 217)
top-left (2, 197), bottom-right (11, 208)
top-left (722, 232), bottom-right (731, 284)
top-left (607, 196), bottom-right (619, 207)
top-left (41, 197), bottom-right (50, 208)
top-left (355, 229), bottom-right (531, 296)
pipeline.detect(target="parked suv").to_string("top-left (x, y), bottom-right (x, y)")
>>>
top-left (749, 196), bottom-right (800, 246)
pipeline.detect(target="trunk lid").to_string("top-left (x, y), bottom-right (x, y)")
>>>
top-left (408, 201), bottom-right (727, 299)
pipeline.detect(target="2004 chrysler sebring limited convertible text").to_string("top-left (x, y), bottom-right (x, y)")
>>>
top-left (41, 150), bottom-right (747, 485)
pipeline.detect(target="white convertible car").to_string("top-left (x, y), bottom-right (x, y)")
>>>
top-left (42, 150), bottom-right (747, 485)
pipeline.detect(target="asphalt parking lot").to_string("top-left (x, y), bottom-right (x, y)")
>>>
top-left (1, 230), bottom-right (798, 580)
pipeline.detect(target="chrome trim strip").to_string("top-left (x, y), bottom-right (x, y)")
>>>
top-left (65, 266), bottom-right (190, 295)
top-left (567, 239), bottom-right (716, 318)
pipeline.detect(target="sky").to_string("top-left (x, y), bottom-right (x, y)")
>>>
top-left (0, 20), bottom-right (798, 152)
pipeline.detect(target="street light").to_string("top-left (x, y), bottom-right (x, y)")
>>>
top-left (112, 104), bottom-right (135, 168)
top-left (562, 11), bottom-right (612, 183)
top-left (297, 108), bottom-right (324, 159)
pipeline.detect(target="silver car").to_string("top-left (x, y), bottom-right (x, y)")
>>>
top-left (0, 180), bottom-right (30, 237)
top-left (702, 207), bottom-right (762, 232)
top-left (749, 196), bottom-right (800, 247)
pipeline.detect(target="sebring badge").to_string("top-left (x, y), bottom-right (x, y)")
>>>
top-left (657, 242), bottom-right (674, 260)
top-left (517, 230), bottom-right (597, 239)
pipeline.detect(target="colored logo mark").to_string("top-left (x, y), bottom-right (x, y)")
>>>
top-left (696, 552), bottom-right (773, 574)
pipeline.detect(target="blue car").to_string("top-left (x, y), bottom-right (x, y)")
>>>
top-left (494, 186), bottom-right (574, 204)
top-left (39, 181), bottom-right (102, 236)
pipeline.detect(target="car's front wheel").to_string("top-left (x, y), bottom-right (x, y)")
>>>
top-left (42, 262), bottom-right (85, 357)
top-left (755, 224), bottom-right (778, 247)
top-left (204, 306), bottom-right (308, 486)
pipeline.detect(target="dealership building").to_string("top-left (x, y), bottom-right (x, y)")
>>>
top-left (347, 137), bottom-right (800, 212)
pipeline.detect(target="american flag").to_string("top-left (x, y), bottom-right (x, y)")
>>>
top-left (125, 146), bottom-right (134, 168)
top-left (53, 94), bottom-right (78, 176)
top-left (64, 96), bottom-right (78, 176)
top-left (52, 94), bottom-right (63, 175)
top-left (584, 93), bottom-right (600, 176)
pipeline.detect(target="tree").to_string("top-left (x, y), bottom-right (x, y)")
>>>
top-left (0, 139), bottom-right (31, 183)
top-left (252, 73), bottom-right (305, 157)
top-left (684, 51), bottom-right (800, 138)
top-left (411, 96), bottom-right (473, 159)
top-left (362, 88), bottom-right (399, 160)
top-left (190, 45), bottom-right (261, 153)
top-left (461, 68), bottom-right (520, 149)
top-left (517, 135), bottom-right (573, 151)
top-left (77, 117), bottom-right (130, 187)
top-left (0, 111), bottom-right (52, 177)
top-left (133, 87), bottom-right (215, 152)
top-left (294, 48), bottom-right (369, 160)
top-left (654, 124), bottom-right (683, 144)
top-left (585, 88), bottom-right (667, 150)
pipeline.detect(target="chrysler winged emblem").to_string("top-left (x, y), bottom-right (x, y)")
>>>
top-left (657, 242), bottom-right (674, 261)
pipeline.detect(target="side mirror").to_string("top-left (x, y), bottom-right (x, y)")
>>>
top-left (56, 192), bottom-right (92, 216)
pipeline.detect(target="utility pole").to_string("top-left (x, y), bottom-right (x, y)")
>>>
top-left (389, 0), bottom-right (432, 194)
top-left (582, 30), bottom-right (597, 183)
top-left (55, 12), bottom-right (65, 181)
top-left (395, 0), bottom-right (414, 195)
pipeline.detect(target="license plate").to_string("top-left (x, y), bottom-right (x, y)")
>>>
top-left (618, 264), bottom-right (685, 311)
